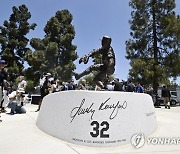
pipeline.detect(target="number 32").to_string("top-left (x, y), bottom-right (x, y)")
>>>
top-left (90, 121), bottom-right (109, 138)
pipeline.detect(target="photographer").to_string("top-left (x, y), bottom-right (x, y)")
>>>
top-left (8, 89), bottom-right (26, 115)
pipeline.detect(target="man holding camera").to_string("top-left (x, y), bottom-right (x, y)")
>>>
top-left (8, 89), bottom-right (26, 115)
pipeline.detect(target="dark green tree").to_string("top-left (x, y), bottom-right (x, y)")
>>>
top-left (126, 0), bottom-right (180, 91)
top-left (0, 5), bottom-right (36, 80)
top-left (25, 10), bottom-right (77, 83)
top-left (163, 15), bottom-right (180, 78)
top-left (24, 38), bottom-right (46, 86)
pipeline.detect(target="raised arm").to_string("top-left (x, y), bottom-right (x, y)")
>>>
top-left (79, 48), bottom-right (101, 64)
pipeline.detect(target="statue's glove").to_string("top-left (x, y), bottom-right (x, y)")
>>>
top-left (79, 55), bottom-right (89, 64)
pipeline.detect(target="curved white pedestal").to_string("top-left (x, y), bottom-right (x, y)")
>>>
top-left (36, 90), bottom-right (157, 147)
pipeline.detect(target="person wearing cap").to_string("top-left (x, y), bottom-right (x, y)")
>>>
top-left (74, 36), bottom-right (115, 90)
top-left (78, 79), bottom-right (88, 90)
top-left (36, 72), bottom-right (51, 111)
top-left (8, 90), bottom-right (26, 115)
top-left (39, 73), bottom-right (51, 88)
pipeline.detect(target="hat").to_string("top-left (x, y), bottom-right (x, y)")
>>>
top-left (17, 88), bottom-right (25, 93)
top-left (102, 36), bottom-right (111, 41)
top-left (81, 79), bottom-right (86, 82)
top-left (8, 91), bottom-right (17, 99)
top-left (45, 73), bottom-right (51, 77)
top-left (102, 35), bottom-right (111, 39)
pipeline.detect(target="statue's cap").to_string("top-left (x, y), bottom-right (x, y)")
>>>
top-left (103, 36), bottom-right (111, 39)
top-left (102, 36), bottom-right (111, 41)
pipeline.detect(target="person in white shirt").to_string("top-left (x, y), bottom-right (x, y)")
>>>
top-left (17, 76), bottom-right (27, 92)
top-left (1, 80), bottom-right (10, 113)
top-left (8, 90), bottom-right (26, 115)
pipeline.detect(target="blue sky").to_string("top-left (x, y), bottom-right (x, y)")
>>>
top-left (0, 0), bottom-right (180, 84)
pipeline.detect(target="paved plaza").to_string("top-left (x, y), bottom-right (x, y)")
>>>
top-left (0, 103), bottom-right (180, 154)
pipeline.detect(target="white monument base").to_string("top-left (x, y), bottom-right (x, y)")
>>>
top-left (36, 90), bottom-right (157, 147)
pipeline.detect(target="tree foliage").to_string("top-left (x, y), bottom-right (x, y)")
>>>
top-left (126, 0), bottom-right (180, 91)
top-left (25, 10), bottom-right (78, 84)
top-left (0, 5), bottom-right (36, 80)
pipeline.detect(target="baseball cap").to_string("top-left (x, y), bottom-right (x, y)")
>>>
top-left (45, 73), bottom-right (51, 76)
top-left (17, 88), bottom-right (25, 93)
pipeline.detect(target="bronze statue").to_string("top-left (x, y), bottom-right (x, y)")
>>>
top-left (74, 36), bottom-right (115, 90)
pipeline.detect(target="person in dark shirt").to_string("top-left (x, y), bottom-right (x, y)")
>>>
top-left (135, 83), bottom-right (143, 93)
top-left (36, 73), bottom-right (51, 112)
top-left (67, 80), bottom-right (76, 90)
top-left (0, 60), bottom-right (8, 87)
top-left (114, 78), bottom-right (123, 91)
top-left (126, 79), bottom-right (135, 92)
top-left (0, 60), bottom-right (8, 112)
top-left (161, 85), bottom-right (171, 109)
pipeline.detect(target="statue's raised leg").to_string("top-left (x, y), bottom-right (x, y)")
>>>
top-left (74, 67), bottom-right (91, 80)
top-left (74, 64), bottom-right (102, 80)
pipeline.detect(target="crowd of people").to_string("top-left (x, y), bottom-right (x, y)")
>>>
top-left (0, 73), bottom-right (27, 115)
top-left (105, 78), bottom-right (144, 93)
top-left (34, 75), bottom-right (156, 111)
top-left (34, 75), bottom-right (173, 112)
top-left (36, 73), bottom-right (89, 111)
top-left (0, 59), bottom-right (172, 122)
top-left (104, 78), bottom-right (172, 110)
top-left (0, 59), bottom-right (28, 122)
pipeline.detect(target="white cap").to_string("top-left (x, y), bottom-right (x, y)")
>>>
top-left (8, 91), bottom-right (17, 99)
top-left (45, 73), bottom-right (51, 77)
top-left (17, 88), bottom-right (25, 93)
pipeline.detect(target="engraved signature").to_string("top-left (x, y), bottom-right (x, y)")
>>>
top-left (70, 98), bottom-right (127, 123)
top-left (99, 98), bottom-right (127, 120)
top-left (70, 98), bottom-right (95, 123)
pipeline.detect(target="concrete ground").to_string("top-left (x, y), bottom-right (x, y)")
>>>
top-left (0, 103), bottom-right (180, 154)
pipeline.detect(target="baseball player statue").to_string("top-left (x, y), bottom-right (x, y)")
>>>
top-left (74, 36), bottom-right (115, 90)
